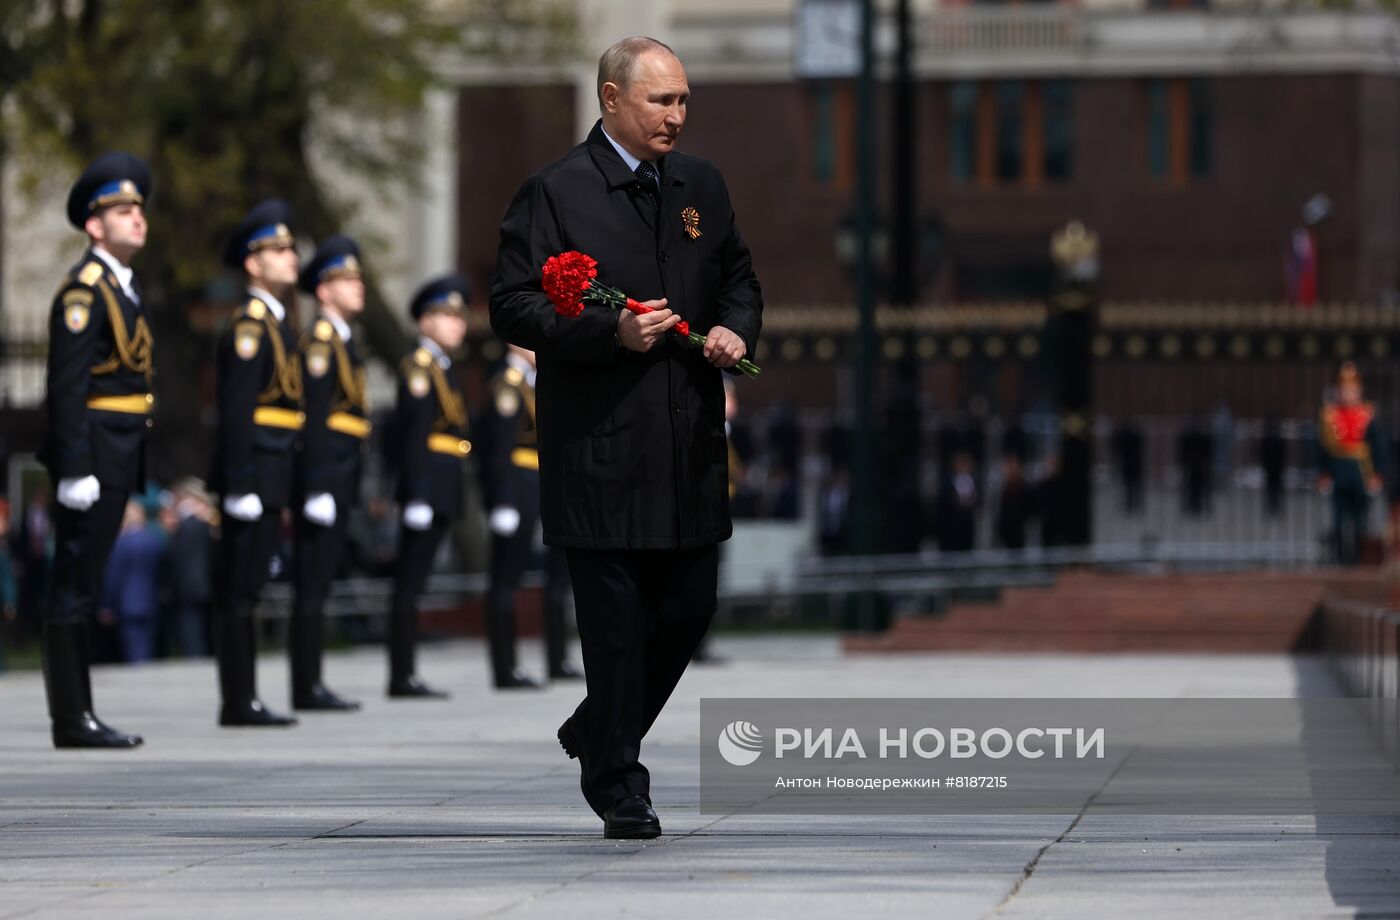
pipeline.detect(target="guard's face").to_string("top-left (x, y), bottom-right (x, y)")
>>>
top-left (606, 51), bottom-right (688, 160)
top-left (420, 310), bottom-right (467, 351)
top-left (246, 245), bottom-right (299, 288)
top-left (321, 276), bottom-right (365, 316)
top-left (91, 202), bottom-right (147, 252)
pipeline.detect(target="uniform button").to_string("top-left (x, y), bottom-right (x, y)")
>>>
top-left (145, 419), bottom-right (154, 429)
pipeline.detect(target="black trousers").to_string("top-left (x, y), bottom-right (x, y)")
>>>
top-left (47, 487), bottom-right (129, 626)
top-left (564, 545), bottom-right (719, 810)
top-left (215, 508), bottom-right (284, 706)
top-left (388, 519), bottom-right (450, 682)
top-left (219, 511), bottom-right (283, 606)
top-left (291, 501), bottom-right (351, 692)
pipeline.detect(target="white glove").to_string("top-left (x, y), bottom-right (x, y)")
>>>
top-left (56, 475), bottom-right (101, 512)
top-left (223, 493), bottom-right (264, 522)
top-left (403, 501), bottom-right (434, 531)
top-left (303, 492), bottom-right (337, 527)
top-left (489, 506), bottom-right (521, 537)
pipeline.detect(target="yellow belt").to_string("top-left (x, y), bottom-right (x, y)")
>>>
top-left (511, 447), bottom-right (539, 470)
top-left (87, 393), bottom-right (154, 414)
top-left (428, 433), bottom-right (471, 456)
top-left (253, 406), bottom-right (305, 430)
top-left (327, 411), bottom-right (372, 439)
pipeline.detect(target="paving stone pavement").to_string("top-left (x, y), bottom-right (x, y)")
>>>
top-left (2, 636), bottom-right (1398, 919)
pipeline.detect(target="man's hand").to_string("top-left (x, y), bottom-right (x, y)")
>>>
top-left (56, 475), bottom-right (100, 512)
top-left (489, 506), bottom-right (521, 537)
top-left (703, 325), bottom-right (747, 369)
top-left (303, 493), bottom-right (337, 527)
top-left (617, 299), bottom-right (680, 353)
top-left (403, 501), bottom-right (434, 531)
top-left (223, 493), bottom-right (264, 522)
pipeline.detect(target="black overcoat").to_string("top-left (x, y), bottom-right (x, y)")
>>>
top-left (489, 122), bottom-right (763, 550)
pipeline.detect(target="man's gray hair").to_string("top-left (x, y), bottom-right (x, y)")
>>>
top-left (597, 36), bottom-right (677, 109)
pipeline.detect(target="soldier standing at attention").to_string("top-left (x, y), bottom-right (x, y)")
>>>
top-left (477, 344), bottom-right (584, 689)
top-left (210, 199), bottom-right (302, 728)
top-left (383, 274), bottom-right (472, 698)
top-left (290, 235), bottom-right (369, 711)
top-left (40, 152), bottom-right (154, 748)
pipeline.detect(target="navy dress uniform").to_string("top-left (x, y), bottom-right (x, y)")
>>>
top-left (291, 235), bottom-right (367, 711)
top-left (384, 276), bottom-right (473, 698)
top-left (39, 152), bottom-right (153, 748)
top-left (477, 350), bottom-right (582, 688)
top-left (209, 199), bottom-right (302, 727)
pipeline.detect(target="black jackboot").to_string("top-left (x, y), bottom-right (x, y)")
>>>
top-left (43, 621), bottom-right (143, 749)
top-left (386, 604), bottom-right (448, 698)
top-left (487, 599), bottom-right (541, 689)
top-left (217, 604), bottom-right (296, 727)
top-left (291, 606), bottom-right (360, 711)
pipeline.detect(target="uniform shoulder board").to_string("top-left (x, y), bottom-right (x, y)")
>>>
top-left (314, 319), bottom-right (334, 341)
top-left (413, 348), bottom-right (434, 367)
top-left (77, 262), bottom-right (104, 286)
top-left (245, 298), bottom-right (267, 321)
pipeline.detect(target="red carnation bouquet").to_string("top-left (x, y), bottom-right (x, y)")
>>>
top-left (542, 250), bottom-right (761, 378)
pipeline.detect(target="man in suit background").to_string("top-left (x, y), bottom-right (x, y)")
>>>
top-left (491, 36), bottom-right (762, 839)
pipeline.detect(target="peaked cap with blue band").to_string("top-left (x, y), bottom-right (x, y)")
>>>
top-left (67, 152), bottom-right (152, 229)
top-left (224, 198), bottom-right (297, 268)
top-left (409, 273), bottom-right (472, 320)
top-left (298, 234), bottom-right (362, 294)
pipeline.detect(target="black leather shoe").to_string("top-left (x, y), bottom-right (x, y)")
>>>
top-left (388, 675), bottom-right (450, 699)
top-left (603, 795), bottom-right (661, 839)
top-left (219, 700), bottom-right (298, 727)
top-left (53, 713), bottom-right (144, 748)
top-left (494, 668), bottom-right (543, 690)
top-left (293, 684), bottom-right (362, 711)
top-left (549, 660), bottom-right (585, 681)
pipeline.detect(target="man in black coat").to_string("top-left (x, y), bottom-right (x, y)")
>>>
top-left (490, 36), bottom-right (762, 839)
top-left (39, 152), bottom-right (153, 748)
top-left (210, 199), bottom-right (302, 728)
top-left (476, 344), bottom-right (583, 688)
top-left (290, 235), bottom-right (368, 712)
top-left (383, 274), bottom-right (472, 699)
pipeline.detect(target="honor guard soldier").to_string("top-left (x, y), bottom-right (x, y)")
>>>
top-left (477, 345), bottom-right (583, 688)
top-left (39, 152), bottom-right (154, 748)
top-left (1319, 362), bottom-right (1388, 565)
top-left (210, 198), bottom-right (302, 727)
top-left (382, 274), bottom-right (472, 698)
top-left (290, 235), bottom-right (368, 711)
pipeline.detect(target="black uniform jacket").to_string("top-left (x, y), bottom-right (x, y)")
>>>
top-left (40, 250), bottom-right (153, 491)
top-left (476, 362), bottom-right (539, 516)
top-left (209, 290), bottom-right (304, 508)
top-left (391, 346), bottom-right (471, 520)
top-left (297, 316), bottom-right (370, 507)
top-left (489, 121), bottom-right (763, 550)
